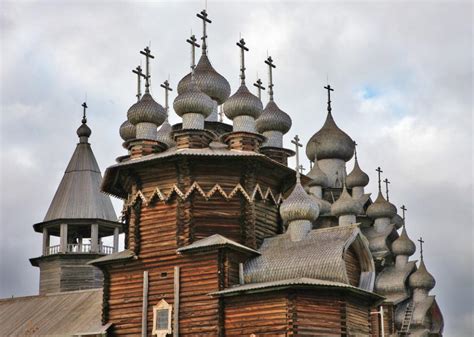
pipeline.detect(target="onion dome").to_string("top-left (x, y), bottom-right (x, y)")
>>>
top-left (346, 157), bottom-right (369, 188)
top-left (119, 120), bottom-right (136, 142)
top-left (307, 157), bottom-right (329, 188)
top-left (173, 79), bottom-right (214, 118)
top-left (223, 85), bottom-right (263, 120)
top-left (127, 93), bottom-right (167, 126)
top-left (331, 185), bottom-right (362, 217)
top-left (306, 112), bottom-right (355, 162)
top-left (392, 227), bottom-right (416, 256)
top-left (77, 121), bottom-right (91, 139)
top-left (409, 260), bottom-right (436, 291)
top-left (280, 180), bottom-right (319, 223)
top-left (367, 192), bottom-right (397, 219)
top-left (177, 54), bottom-right (230, 105)
top-left (256, 100), bottom-right (292, 134)
top-left (156, 119), bottom-right (175, 148)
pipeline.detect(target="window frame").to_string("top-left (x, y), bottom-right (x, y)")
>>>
top-left (152, 299), bottom-right (172, 336)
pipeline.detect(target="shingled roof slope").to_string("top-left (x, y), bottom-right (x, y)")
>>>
top-left (0, 289), bottom-right (106, 336)
top-left (43, 141), bottom-right (117, 222)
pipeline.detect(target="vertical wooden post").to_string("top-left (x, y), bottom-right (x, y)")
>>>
top-left (113, 227), bottom-right (120, 253)
top-left (380, 305), bottom-right (385, 337)
top-left (42, 227), bottom-right (50, 255)
top-left (142, 271), bottom-right (149, 337)
top-left (239, 263), bottom-right (244, 285)
top-left (60, 223), bottom-right (68, 253)
top-left (91, 224), bottom-right (99, 253)
top-left (173, 266), bottom-right (180, 337)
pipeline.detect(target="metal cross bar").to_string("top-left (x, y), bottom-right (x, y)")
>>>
top-left (140, 47), bottom-right (155, 93)
top-left (418, 237), bottom-right (425, 260)
top-left (253, 78), bottom-right (265, 100)
top-left (81, 102), bottom-right (88, 122)
top-left (132, 65), bottom-right (146, 101)
top-left (265, 56), bottom-right (276, 101)
top-left (197, 9), bottom-right (211, 54)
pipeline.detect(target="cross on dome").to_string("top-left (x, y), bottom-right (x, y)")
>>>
top-left (400, 205), bottom-right (407, 221)
top-left (418, 237), bottom-right (425, 260)
top-left (140, 46), bottom-right (155, 93)
top-left (236, 38), bottom-right (249, 85)
top-left (132, 65), bottom-right (146, 101)
top-left (196, 9), bottom-right (211, 54)
top-left (376, 167), bottom-right (383, 193)
top-left (81, 102), bottom-right (88, 123)
top-left (160, 80), bottom-right (173, 114)
top-left (264, 56), bottom-right (276, 101)
top-left (383, 178), bottom-right (391, 201)
top-left (253, 78), bottom-right (265, 100)
top-left (324, 84), bottom-right (334, 114)
top-left (291, 135), bottom-right (303, 180)
top-left (186, 34), bottom-right (200, 72)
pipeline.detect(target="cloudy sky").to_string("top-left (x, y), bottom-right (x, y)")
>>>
top-left (0, 0), bottom-right (472, 335)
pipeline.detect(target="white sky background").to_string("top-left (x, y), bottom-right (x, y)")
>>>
top-left (0, 1), bottom-right (472, 335)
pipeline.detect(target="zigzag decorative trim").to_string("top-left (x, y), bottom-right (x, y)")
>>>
top-left (125, 182), bottom-right (283, 207)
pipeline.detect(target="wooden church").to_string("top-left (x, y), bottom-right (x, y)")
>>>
top-left (0, 8), bottom-right (444, 337)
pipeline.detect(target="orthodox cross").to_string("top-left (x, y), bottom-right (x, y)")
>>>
top-left (383, 178), bottom-right (391, 201)
top-left (140, 47), bottom-right (155, 93)
top-left (186, 34), bottom-right (200, 72)
top-left (418, 237), bottom-right (425, 260)
top-left (160, 80), bottom-right (173, 115)
top-left (197, 9), bottom-right (211, 54)
top-left (298, 165), bottom-right (306, 174)
top-left (324, 84), bottom-right (334, 114)
top-left (236, 38), bottom-right (249, 85)
top-left (291, 135), bottom-right (303, 179)
top-left (400, 205), bottom-right (407, 221)
top-left (253, 78), bottom-right (265, 100)
top-left (376, 167), bottom-right (383, 193)
top-left (81, 102), bottom-right (88, 123)
top-left (132, 65), bottom-right (146, 101)
top-left (265, 56), bottom-right (276, 101)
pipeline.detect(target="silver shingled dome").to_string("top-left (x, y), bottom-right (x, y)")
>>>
top-left (177, 54), bottom-right (231, 105)
top-left (77, 121), bottom-right (91, 138)
top-left (392, 227), bottom-right (416, 256)
top-left (346, 157), bottom-right (370, 188)
top-left (331, 185), bottom-right (362, 217)
top-left (307, 159), bottom-right (329, 188)
top-left (223, 85), bottom-right (263, 120)
top-left (280, 180), bottom-right (320, 223)
top-left (256, 100), bottom-right (292, 134)
top-left (173, 79), bottom-right (214, 118)
top-left (119, 120), bottom-right (136, 142)
top-left (156, 119), bottom-right (175, 148)
top-left (127, 93), bottom-right (167, 126)
top-left (409, 260), bottom-right (436, 291)
top-left (366, 192), bottom-right (397, 219)
top-left (306, 112), bottom-right (355, 162)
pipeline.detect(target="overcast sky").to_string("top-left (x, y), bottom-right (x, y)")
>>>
top-left (0, 1), bottom-right (472, 336)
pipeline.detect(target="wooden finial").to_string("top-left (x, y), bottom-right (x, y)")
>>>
top-left (140, 47), bottom-right (155, 93)
top-left (197, 9), bottom-right (212, 54)
top-left (265, 56), bottom-right (276, 101)
top-left (236, 38), bottom-right (249, 85)
top-left (324, 84), bottom-right (334, 114)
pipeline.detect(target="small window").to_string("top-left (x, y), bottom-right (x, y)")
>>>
top-left (152, 299), bottom-right (172, 336)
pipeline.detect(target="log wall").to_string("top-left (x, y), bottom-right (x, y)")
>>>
top-left (345, 244), bottom-right (362, 287)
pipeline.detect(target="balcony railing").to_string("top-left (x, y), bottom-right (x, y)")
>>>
top-left (45, 243), bottom-right (114, 256)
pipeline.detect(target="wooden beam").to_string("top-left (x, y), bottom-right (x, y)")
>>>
top-left (42, 227), bottom-right (50, 255)
top-left (113, 227), bottom-right (120, 253)
top-left (173, 266), bottom-right (180, 337)
top-left (141, 271), bottom-right (149, 337)
top-left (60, 223), bottom-right (67, 253)
top-left (91, 224), bottom-right (99, 253)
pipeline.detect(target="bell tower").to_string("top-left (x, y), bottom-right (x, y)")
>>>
top-left (30, 103), bottom-right (122, 295)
